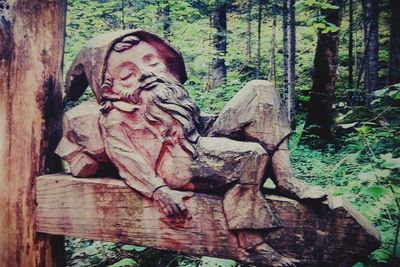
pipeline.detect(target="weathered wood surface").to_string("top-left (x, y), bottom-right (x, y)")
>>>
top-left (0, 1), bottom-right (66, 266)
top-left (37, 174), bottom-right (380, 267)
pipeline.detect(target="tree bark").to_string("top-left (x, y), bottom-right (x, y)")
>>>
top-left (246, 0), bottom-right (252, 61)
top-left (162, 0), bottom-right (171, 41)
top-left (121, 0), bottom-right (125, 29)
top-left (282, 0), bottom-right (289, 113)
top-left (288, 0), bottom-right (296, 129)
top-left (305, 0), bottom-right (343, 142)
top-left (388, 0), bottom-right (400, 85)
top-left (361, 0), bottom-right (379, 107)
top-left (0, 1), bottom-right (66, 266)
top-left (210, 2), bottom-right (227, 89)
top-left (256, 0), bottom-right (262, 79)
top-left (268, 15), bottom-right (277, 82)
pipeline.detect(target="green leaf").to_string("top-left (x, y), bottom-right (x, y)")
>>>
top-left (392, 91), bottom-right (400, 100)
top-left (380, 153), bottom-right (393, 160)
top-left (338, 122), bottom-right (358, 129)
top-left (121, 245), bottom-right (146, 252)
top-left (371, 249), bottom-right (391, 263)
top-left (381, 157), bottom-right (400, 169)
top-left (374, 88), bottom-right (388, 97)
top-left (358, 170), bottom-right (390, 180)
top-left (355, 125), bottom-right (371, 135)
top-left (108, 258), bottom-right (137, 267)
top-left (200, 256), bottom-right (237, 267)
top-left (361, 186), bottom-right (388, 197)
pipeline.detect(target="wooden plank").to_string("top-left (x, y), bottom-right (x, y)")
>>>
top-left (37, 174), bottom-right (380, 267)
top-left (0, 1), bottom-right (66, 266)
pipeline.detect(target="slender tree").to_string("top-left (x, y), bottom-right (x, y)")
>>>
top-left (268, 15), bottom-right (277, 81)
top-left (282, 0), bottom-right (289, 105)
top-left (246, 0), bottom-right (252, 60)
top-left (388, 0), bottom-right (400, 85)
top-left (305, 0), bottom-right (344, 142)
top-left (256, 0), bottom-right (262, 78)
top-left (288, 0), bottom-right (296, 128)
top-left (162, 0), bottom-right (171, 40)
top-left (361, 0), bottom-right (379, 107)
top-left (348, 0), bottom-right (354, 89)
top-left (210, 2), bottom-right (227, 88)
top-left (121, 0), bottom-right (126, 29)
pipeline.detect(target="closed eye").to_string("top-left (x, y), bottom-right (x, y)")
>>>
top-left (149, 61), bottom-right (160, 67)
top-left (120, 72), bottom-right (134, 81)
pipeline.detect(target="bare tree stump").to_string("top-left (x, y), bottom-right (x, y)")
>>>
top-left (37, 174), bottom-right (380, 267)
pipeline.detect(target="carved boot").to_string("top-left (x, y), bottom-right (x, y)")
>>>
top-left (237, 231), bottom-right (299, 267)
top-left (269, 140), bottom-right (327, 201)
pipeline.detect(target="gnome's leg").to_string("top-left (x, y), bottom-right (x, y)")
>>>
top-left (208, 80), bottom-right (326, 200)
top-left (190, 137), bottom-right (280, 230)
top-left (190, 137), bottom-right (297, 267)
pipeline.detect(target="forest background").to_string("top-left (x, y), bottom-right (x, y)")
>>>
top-left (63, 0), bottom-right (400, 266)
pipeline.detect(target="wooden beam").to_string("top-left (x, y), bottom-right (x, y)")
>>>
top-left (0, 1), bottom-right (66, 266)
top-left (37, 174), bottom-right (380, 267)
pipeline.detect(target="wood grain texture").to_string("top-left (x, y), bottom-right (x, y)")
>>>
top-left (37, 174), bottom-right (380, 267)
top-left (0, 1), bottom-right (66, 266)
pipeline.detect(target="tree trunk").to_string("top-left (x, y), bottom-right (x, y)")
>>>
top-left (246, 0), bottom-right (252, 61)
top-left (305, 0), bottom-right (343, 142)
top-left (256, 0), bottom-right (262, 79)
top-left (268, 15), bottom-right (277, 81)
top-left (348, 0), bottom-right (354, 100)
top-left (288, 0), bottom-right (296, 129)
top-left (0, 1), bottom-right (66, 266)
top-left (361, 0), bottom-right (379, 107)
top-left (210, 3), bottom-right (227, 89)
top-left (282, 0), bottom-right (289, 112)
top-left (163, 0), bottom-right (171, 40)
top-left (121, 0), bottom-right (125, 29)
top-left (388, 0), bottom-right (400, 85)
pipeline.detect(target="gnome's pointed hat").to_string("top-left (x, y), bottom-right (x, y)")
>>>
top-left (65, 29), bottom-right (187, 103)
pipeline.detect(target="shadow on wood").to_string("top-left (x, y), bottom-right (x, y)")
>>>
top-left (36, 174), bottom-right (380, 267)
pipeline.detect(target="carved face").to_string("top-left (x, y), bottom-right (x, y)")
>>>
top-left (105, 36), bottom-right (176, 96)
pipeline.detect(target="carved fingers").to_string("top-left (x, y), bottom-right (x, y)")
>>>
top-left (152, 186), bottom-right (192, 223)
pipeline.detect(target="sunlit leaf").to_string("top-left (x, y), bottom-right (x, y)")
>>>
top-left (338, 122), bottom-right (358, 129)
top-left (382, 157), bottom-right (400, 169)
top-left (121, 245), bottom-right (146, 252)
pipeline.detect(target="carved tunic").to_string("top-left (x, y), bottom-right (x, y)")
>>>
top-left (100, 100), bottom-right (194, 198)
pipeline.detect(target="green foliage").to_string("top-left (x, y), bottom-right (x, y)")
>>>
top-left (295, 0), bottom-right (340, 33)
top-left (199, 257), bottom-right (237, 267)
top-left (109, 258), bottom-right (138, 267)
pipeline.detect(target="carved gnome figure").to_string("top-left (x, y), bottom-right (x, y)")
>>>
top-left (57, 29), bottom-right (328, 267)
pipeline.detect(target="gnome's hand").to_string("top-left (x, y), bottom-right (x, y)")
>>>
top-left (152, 186), bottom-right (192, 223)
top-left (100, 101), bottom-right (113, 113)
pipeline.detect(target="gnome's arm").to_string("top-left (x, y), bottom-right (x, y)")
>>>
top-left (103, 129), bottom-right (166, 198)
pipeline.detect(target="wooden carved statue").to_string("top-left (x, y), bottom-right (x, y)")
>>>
top-left (56, 29), bottom-right (380, 266)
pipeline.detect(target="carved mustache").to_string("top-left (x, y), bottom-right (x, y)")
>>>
top-left (139, 72), bottom-right (180, 91)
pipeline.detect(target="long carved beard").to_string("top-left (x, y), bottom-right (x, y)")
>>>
top-left (138, 76), bottom-right (201, 157)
